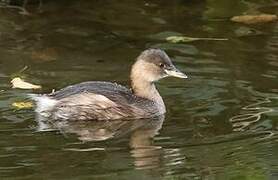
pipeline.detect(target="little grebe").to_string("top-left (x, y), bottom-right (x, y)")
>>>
top-left (32, 48), bottom-right (187, 120)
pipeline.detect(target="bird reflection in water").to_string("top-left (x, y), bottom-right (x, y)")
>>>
top-left (36, 114), bottom-right (165, 170)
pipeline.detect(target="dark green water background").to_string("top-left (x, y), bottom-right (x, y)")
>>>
top-left (0, 0), bottom-right (277, 179)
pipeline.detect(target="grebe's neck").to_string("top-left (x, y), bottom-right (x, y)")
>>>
top-left (131, 79), bottom-right (165, 113)
top-left (130, 63), bottom-right (166, 114)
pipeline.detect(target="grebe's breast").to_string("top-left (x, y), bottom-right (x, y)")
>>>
top-left (41, 81), bottom-right (162, 120)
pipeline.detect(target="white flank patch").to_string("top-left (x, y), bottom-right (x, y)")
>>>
top-left (29, 94), bottom-right (57, 116)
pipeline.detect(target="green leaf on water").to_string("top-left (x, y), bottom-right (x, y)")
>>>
top-left (166, 36), bottom-right (228, 43)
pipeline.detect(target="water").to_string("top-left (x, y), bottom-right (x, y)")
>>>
top-left (0, 0), bottom-right (277, 179)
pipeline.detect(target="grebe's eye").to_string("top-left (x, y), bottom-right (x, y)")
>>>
top-left (159, 63), bottom-right (165, 68)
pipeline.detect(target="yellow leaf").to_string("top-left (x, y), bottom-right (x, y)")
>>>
top-left (11, 77), bottom-right (42, 89)
top-left (231, 14), bottom-right (277, 24)
top-left (12, 102), bottom-right (34, 109)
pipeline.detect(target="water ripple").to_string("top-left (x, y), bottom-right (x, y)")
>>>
top-left (230, 97), bottom-right (278, 132)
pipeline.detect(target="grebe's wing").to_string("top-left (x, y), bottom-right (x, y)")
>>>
top-left (49, 81), bottom-right (132, 101)
top-left (52, 92), bottom-right (141, 120)
top-left (45, 81), bottom-right (155, 120)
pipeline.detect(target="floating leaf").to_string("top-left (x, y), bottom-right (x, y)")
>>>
top-left (12, 102), bottom-right (34, 109)
top-left (231, 14), bottom-right (277, 24)
top-left (152, 43), bottom-right (199, 55)
top-left (166, 36), bottom-right (228, 43)
top-left (149, 31), bottom-right (183, 40)
top-left (11, 77), bottom-right (41, 89)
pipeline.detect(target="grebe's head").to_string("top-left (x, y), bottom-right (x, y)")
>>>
top-left (131, 48), bottom-right (187, 83)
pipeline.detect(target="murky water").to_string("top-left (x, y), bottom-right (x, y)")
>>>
top-left (0, 0), bottom-right (277, 179)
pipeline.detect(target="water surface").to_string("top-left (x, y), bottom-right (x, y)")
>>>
top-left (0, 0), bottom-right (277, 179)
